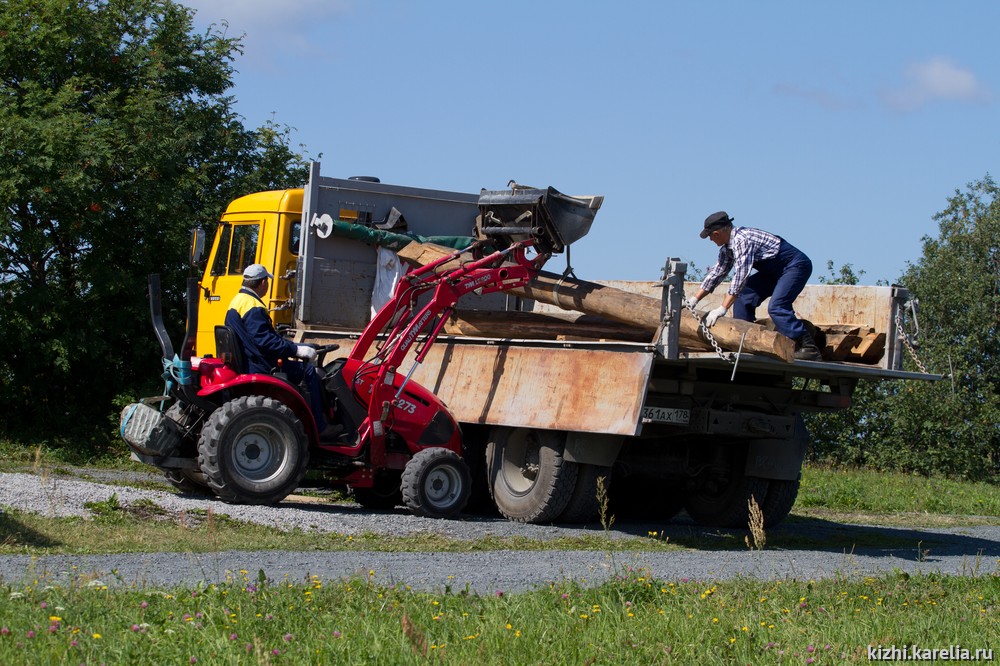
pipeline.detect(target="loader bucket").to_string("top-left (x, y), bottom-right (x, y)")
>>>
top-left (476, 186), bottom-right (603, 254)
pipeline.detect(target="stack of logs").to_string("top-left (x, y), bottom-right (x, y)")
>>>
top-left (397, 242), bottom-right (885, 364)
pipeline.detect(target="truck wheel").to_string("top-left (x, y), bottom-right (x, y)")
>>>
top-left (558, 463), bottom-right (611, 524)
top-left (684, 444), bottom-right (769, 528)
top-left (760, 478), bottom-right (800, 527)
top-left (352, 474), bottom-right (403, 510)
top-left (685, 475), bottom-right (770, 528)
top-left (486, 427), bottom-right (578, 524)
top-left (401, 447), bottom-right (471, 518)
top-left (197, 396), bottom-right (309, 505)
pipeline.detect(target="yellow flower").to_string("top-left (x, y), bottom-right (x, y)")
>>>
top-left (92, 633), bottom-right (102, 639)
top-left (49, 616), bottom-right (62, 622)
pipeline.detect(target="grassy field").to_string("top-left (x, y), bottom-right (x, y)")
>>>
top-left (0, 566), bottom-right (995, 664)
top-left (1, 445), bottom-right (998, 663)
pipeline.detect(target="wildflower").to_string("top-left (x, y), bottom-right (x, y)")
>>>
top-left (131, 625), bottom-right (140, 632)
top-left (272, 649), bottom-right (280, 656)
top-left (283, 633), bottom-right (293, 642)
top-left (70, 640), bottom-right (78, 647)
top-left (229, 633), bottom-right (238, 641)
top-left (190, 658), bottom-right (197, 664)
top-left (40, 602), bottom-right (47, 609)
top-left (8, 593), bottom-right (23, 600)
top-left (495, 590), bottom-right (504, 597)
top-left (49, 616), bottom-right (62, 623)
top-left (92, 633), bottom-right (101, 639)
top-left (808, 645), bottom-right (815, 653)
top-left (26, 631), bottom-right (35, 639)
top-left (245, 644), bottom-right (252, 652)
top-left (333, 631), bottom-right (342, 639)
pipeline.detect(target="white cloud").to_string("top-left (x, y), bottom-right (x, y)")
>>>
top-left (881, 57), bottom-right (991, 112)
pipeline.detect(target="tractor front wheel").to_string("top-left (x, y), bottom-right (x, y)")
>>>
top-left (400, 448), bottom-right (471, 518)
top-left (197, 396), bottom-right (309, 505)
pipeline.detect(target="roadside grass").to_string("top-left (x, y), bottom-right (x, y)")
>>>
top-left (0, 567), bottom-right (996, 665)
top-left (798, 465), bottom-right (1000, 518)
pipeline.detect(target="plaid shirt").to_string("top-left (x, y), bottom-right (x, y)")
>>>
top-left (700, 226), bottom-right (782, 296)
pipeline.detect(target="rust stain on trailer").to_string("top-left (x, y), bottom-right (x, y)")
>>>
top-left (410, 344), bottom-right (653, 436)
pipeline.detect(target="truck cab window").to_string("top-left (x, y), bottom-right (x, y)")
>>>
top-left (212, 223), bottom-right (261, 276)
top-left (289, 219), bottom-right (301, 255)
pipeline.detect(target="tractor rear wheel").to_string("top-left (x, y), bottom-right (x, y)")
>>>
top-left (485, 427), bottom-right (578, 524)
top-left (400, 448), bottom-right (471, 518)
top-left (197, 396), bottom-right (309, 505)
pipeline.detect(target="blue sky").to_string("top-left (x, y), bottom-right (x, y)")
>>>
top-left (184, 1), bottom-right (996, 283)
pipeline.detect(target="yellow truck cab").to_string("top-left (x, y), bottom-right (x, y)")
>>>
top-left (196, 188), bottom-right (303, 356)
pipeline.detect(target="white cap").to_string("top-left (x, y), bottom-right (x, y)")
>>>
top-left (242, 263), bottom-right (273, 280)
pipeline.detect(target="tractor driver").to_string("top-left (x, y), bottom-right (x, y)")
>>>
top-left (226, 264), bottom-right (330, 432)
top-left (685, 211), bottom-right (822, 361)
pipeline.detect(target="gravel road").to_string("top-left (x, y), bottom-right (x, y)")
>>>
top-left (1, 471), bottom-right (998, 593)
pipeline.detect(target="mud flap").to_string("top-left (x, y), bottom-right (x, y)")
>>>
top-left (743, 417), bottom-right (809, 481)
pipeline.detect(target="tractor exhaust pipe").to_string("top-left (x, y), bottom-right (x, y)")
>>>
top-left (148, 274), bottom-right (175, 361)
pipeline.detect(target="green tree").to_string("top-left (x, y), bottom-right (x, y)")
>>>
top-left (0, 0), bottom-right (308, 444)
top-left (808, 177), bottom-right (1000, 479)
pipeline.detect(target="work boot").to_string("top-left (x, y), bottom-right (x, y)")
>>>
top-left (794, 332), bottom-right (823, 361)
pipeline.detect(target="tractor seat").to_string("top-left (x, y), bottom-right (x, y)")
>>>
top-left (214, 325), bottom-right (246, 373)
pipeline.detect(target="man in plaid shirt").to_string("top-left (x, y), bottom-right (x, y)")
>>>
top-left (686, 211), bottom-right (822, 361)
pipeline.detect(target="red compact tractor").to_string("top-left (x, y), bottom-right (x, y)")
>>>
top-left (121, 186), bottom-right (599, 518)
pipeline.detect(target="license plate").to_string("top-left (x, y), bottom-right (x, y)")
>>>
top-left (642, 406), bottom-right (690, 425)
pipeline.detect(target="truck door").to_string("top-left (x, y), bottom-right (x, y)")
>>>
top-left (196, 218), bottom-right (262, 356)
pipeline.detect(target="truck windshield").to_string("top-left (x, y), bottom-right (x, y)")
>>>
top-left (211, 223), bottom-right (261, 276)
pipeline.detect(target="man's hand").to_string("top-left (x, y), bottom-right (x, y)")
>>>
top-left (295, 344), bottom-right (318, 363)
top-left (684, 296), bottom-right (700, 311)
top-left (704, 306), bottom-right (728, 328)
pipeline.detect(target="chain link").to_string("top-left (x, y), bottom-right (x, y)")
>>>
top-left (685, 302), bottom-right (736, 364)
top-left (895, 308), bottom-right (930, 374)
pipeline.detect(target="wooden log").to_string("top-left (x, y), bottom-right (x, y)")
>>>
top-left (398, 241), bottom-right (795, 362)
top-left (445, 310), bottom-right (714, 348)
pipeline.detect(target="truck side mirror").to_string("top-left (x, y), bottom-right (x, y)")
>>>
top-left (190, 228), bottom-right (206, 266)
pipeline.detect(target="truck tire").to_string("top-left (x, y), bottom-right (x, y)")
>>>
top-left (558, 463), bottom-right (611, 524)
top-left (352, 474), bottom-right (403, 510)
top-left (197, 396), bottom-right (309, 505)
top-left (486, 427), bottom-right (578, 524)
top-left (401, 447), bottom-right (471, 518)
top-left (760, 478), bottom-right (800, 528)
top-left (684, 445), bottom-right (769, 528)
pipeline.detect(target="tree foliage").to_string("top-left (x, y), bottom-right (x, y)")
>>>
top-left (808, 176), bottom-right (1000, 479)
top-left (0, 0), bottom-right (308, 442)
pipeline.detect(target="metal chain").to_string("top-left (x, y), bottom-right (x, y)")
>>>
top-left (685, 302), bottom-right (736, 363)
top-left (895, 308), bottom-right (930, 374)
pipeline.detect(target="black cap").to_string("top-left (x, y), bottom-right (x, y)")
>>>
top-left (700, 211), bottom-right (734, 238)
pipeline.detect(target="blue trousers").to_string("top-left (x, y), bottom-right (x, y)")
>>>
top-left (283, 360), bottom-right (327, 432)
top-left (731, 240), bottom-right (812, 340)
